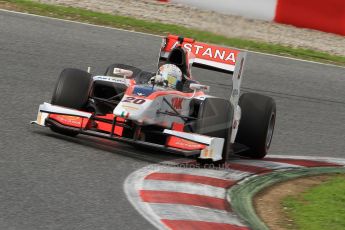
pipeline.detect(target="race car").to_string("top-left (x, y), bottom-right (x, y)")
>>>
top-left (31, 35), bottom-right (276, 164)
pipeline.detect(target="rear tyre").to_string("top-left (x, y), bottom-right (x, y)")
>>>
top-left (50, 68), bottom-right (92, 136)
top-left (194, 98), bottom-right (233, 166)
top-left (235, 93), bottom-right (276, 159)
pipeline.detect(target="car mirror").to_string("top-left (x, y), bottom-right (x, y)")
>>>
top-left (113, 68), bottom-right (133, 78)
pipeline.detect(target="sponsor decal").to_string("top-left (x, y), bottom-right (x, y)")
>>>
top-left (122, 105), bottom-right (139, 111)
top-left (175, 141), bottom-right (203, 149)
top-left (56, 115), bottom-right (81, 124)
top-left (183, 43), bottom-right (236, 63)
top-left (171, 97), bottom-right (183, 110)
top-left (164, 36), bottom-right (239, 65)
top-left (122, 97), bottom-right (146, 105)
top-left (133, 86), bottom-right (155, 97)
top-left (120, 111), bottom-right (130, 119)
top-left (201, 147), bottom-right (214, 158)
top-left (49, 114), bottom-right (87, 128)
top-left (93, 76), bottom-right (126, 84)
top-left (166, 136), bottom-right (206, 151)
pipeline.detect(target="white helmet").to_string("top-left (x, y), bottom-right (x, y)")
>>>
top-left (154, 64), bottom-right (182, 89)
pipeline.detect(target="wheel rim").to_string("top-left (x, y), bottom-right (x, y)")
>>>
top-left (266, 113), bottom-right (275, 149)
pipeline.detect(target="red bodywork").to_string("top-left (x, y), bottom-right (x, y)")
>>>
top-left (166, 123), bottom-right (206, 151)
top-left (49, 114), bottom-right (125, 137)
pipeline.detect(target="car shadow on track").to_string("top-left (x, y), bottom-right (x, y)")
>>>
top-left (31, 128), bottom-right (254, 171)
top-left (30, 128), bottom-right (345, 174)
top-left (31, 129), bottom-right (187, 165)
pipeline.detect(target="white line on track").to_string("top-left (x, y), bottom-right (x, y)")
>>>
top-left (230, 158), bottom-right (302, 169)
top-left (1, 8), bottom-right (344, 70)
top-left (269, 155), bottom-right (345, 165)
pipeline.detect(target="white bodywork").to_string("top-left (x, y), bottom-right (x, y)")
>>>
top-left (230, 52), bottom-right (247, 143)
top-left (31, 102), bottom-right (91, 126)
top-left (114, 93), bottom-right (194, 126)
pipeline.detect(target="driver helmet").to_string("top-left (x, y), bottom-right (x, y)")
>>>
top-left (154, 64), bottom-right (182, 89)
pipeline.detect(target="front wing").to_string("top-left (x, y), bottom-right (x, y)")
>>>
top-left (31, 103), bottom-right (226, 161)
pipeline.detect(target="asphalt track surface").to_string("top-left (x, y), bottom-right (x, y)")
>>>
top-left (0, 10), bottom-right (344, 230)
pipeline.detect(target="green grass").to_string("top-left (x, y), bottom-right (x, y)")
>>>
top-left (283, 175), bottom-right (345, 230)
top-left (1, 0), bottom-right (345, 66)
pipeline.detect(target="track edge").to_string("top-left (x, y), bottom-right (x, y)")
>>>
top-left (227, 166), bottom-right (345, 230)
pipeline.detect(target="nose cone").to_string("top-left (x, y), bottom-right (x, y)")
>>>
top-left (113, 97), bottom-right (156, 124)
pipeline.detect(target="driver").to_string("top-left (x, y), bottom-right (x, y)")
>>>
top-left (151, 64), bottom-right (182, 90)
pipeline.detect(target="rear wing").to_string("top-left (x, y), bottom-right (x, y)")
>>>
top-left (159, 35), bottom-right (247, 144)
top-left (158, 35), bottom-right (241, 73)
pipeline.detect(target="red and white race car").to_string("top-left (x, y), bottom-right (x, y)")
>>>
top-left (32, 35), bottom-right (276, 164)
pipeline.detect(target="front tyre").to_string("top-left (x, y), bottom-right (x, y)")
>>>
top-left (51, 68), bottom-right (92, 109)
top-left (50, 68), bottom-right (92, 136)
top-left (235, 93), bottom-right (276, 159)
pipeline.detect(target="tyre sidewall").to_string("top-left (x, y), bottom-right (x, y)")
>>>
top-left (236, 93), bottom-right (276, 158)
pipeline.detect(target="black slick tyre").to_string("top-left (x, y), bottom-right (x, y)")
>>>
top-left (50, 68), bottom-right (92, 136)
top-left (235, 93), bottom-right (276, 159)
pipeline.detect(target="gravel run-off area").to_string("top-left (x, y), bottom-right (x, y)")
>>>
top-left (33, 0), bottom-right (345, 56)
